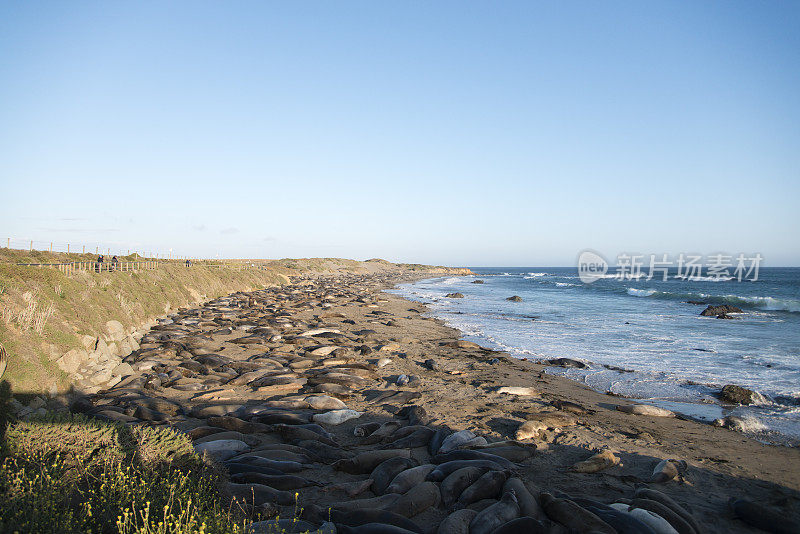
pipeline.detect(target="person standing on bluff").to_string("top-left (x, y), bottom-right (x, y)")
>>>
top-left (96, 254), bottom-right (104, 273)
top-left (111, 255), bottom-right (118, 272)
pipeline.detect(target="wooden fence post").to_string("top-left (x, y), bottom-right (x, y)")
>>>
top-left (30, 240), bottom-right (33, 251)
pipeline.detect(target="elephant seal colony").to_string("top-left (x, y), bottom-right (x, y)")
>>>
top-left (71, 270), bottom-right (800, 533)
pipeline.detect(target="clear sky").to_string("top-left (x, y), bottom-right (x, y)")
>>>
top-left (1, 2), bottom-right (798, 266)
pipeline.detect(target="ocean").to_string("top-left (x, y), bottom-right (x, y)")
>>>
top-left (389, 267), bottom-right (800, 443)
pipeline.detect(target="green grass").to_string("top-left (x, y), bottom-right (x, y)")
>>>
top-left (0, 413), bottom-right (249, 534)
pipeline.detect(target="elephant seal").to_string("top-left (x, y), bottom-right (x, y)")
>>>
top-left (650, 459), bottom-right (687, 483)
top-left (227, 482), bottom-right (295, 506)
top-left (469, 491), bottom-right (520, 534)
top-left (429, 427), bottom-right (452, 455)
top-left (229, 472), bottom-right (319, 490)
top-left (437, 509), bottom-right (477, 534)
top-left (629, 498), bottom-right (696, 534)
top-left (228, 456), bottom-right (305, 473)
top-left (434, 450), bottom-right (517, 470)
top-left (224, 462), bottom-right (284, 476)
top-left (610, 504), bottom-right (679, 534)
top-left (540, 493), bottom-right (615, 534)
top-left (567, 498), bottom-right (658, 534)
top-left (456, 470), bottom-right (510, 509)
top-left (354, 421), bottom-right (382, 437)
top-left (571, 450), bottom-right (620, 473)
top-left (294, 439), bottom-right (349, 463)
top-left (634, 488), bottom-right (700, 533)
top-left (313, 409), bottom-right (363, 425)
top-left (487, 517), bottom-right (549, 534)
top-left (441, 466), bottom-right (492, 508)
top-left (371, 456), bottom-right (419, 495)
top-left (502, 478), bottom-right (541, 519)
top-left (468, 446), bottom-right (535, 463)
top-left (337, 524), bottom-right (418, 534)
top-left (385, 464), bottom-right (437, 495)
top-left (729, 498), bottom-right (798, 534)
top-left (385, 481), bottom-right (441, 517)
top-left (384, 427), bottom-right (436, 449)
top-left (334, 449), bottom-right (412, 474)
top-left (617, 404), bottom-right (674, 417)
top-left (319, 507), bottom-right (423, 534)
top-left (427, 460), bottom-right (505, 482)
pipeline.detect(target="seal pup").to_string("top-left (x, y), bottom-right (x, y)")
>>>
top-left (571, 450), bottom-right (621, 473)
top-left (650, 459), bottom-right (687, 483)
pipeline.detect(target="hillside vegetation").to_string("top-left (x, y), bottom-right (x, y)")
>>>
top-left (0, 248), bottom-right (458, 395)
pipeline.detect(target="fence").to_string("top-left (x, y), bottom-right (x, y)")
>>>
top-left (14, 261), bottom-right (160, 274)
top-left (4, 236), bottom-right (184, 261)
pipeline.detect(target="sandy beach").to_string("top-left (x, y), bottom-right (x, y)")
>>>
top-left (80, 270), bottom-right (800, 533)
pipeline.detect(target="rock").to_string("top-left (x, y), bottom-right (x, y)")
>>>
top-left (423, 359), bottom-right (439, 371)
top-left (56, 349), bottom-right (87, 374)
top-left (471, 280), bottom-right (484, 284)
top-left (700, 305), bottom-right (743, 318)
top-left (506, 296), bottom-right (522, 302)
top-left (28, 397), bottom-right (46, 410)
top-left (88, 367), bottom-right (114, 385)
top-left (544, 358), bottom-right (586, 369)
top-left (105, 320), bottom-right (126, 342)
top-left (112, 362), bottom-right (134, 377)
top-left (446, 293), bottom-right (465, 298)
top-left (719, 384), bottom-right (766, 405)
top-left (81, 335), bottom-right (98, 351)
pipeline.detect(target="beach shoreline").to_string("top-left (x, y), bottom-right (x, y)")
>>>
top-left (77, 269), bottom-right (800, 532)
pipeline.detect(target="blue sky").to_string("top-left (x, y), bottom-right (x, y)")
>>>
top-left (1, 2), bottom-right (798, 265)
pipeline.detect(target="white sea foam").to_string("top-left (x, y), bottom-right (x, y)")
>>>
top-left (674, 275), bottom-right (734, 282)
top-left (555, 282), bottom-right (577, 287)
top-left (524, 272), bottom-right (548, 278)
top-left (627, 288), bottom-right (656, 297)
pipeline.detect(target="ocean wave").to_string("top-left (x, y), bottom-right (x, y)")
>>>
top-left (524, 272), bottom-right (548, 278)
top-left (674, 275), bottom-right (734, 282)
top-left (627, 288), bottom-right (657, 297)
top-left (555, 282), bottom-right (577, 287)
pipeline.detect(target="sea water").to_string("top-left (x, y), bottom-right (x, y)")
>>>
top-left (389, 267), bottom-right (800, 443)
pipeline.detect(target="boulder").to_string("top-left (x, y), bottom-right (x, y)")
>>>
top-left (56, 349), bottom-right (88, 374)
top-left (719, 384), bottom-right (766, 405)
top-left (471, 280), bottom-right (484, 284)
top-left (105, 320), bottom-right (125, 342)
top-left (81, 335), bottom-right (98, 351)
top-left (112, 362), bottom-right (134, 377)
top-left (700, 305), bottom-right (743, 318)
top-left (506, 296), bottom-right (523, 302)
top-left (446, 293), bottom-right (465, 298)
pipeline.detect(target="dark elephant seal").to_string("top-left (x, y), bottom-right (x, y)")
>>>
top-left (456, 470), bottom-right (509, 509)
top-left (371, 456), bottom-right (419, 495)
top-left (729, 498), bottom-right (798, 534)
top-left (437, 509), bottom-right (477, 534)
top-left (386, 464), bottom-right (437, 495)
top-left (229, 472), bottom-right (319, 490)
top-left (427, 460), bottom-right (505, 482)
top-left (227, 482), bottom-right (295, 506)
top-left (488, 517), bottom-right (548, 534)
top-left (429, 427), bottom-right (452, 455)
top-left (295, 439), bottom-right (349, 463)
top-left (321, 507), bottom-right (423, 534)
top-left (469, 491), bottom-right (520, 534)
top-left (334, 449), bottom-right (412, 474)
top-left (337, 524), bottom-right (418, 534)
top-left (384, 427), bottom-right (436, 449)
top-left (540, 493), bottom-right (615, 534)
top-left (434, 450), bottom-right (517, 470)
top-left (440, 466), bottom-right (492, 508)
top-left (385, 481), bottom-right (441, 517)
top-left (224, 462), bottom-right (284, 476)
top-left (502, 478), bottom-right (542, 519)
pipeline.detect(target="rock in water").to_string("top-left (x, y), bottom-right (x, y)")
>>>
top-left (446, 293), bottom-right (465, 298)
top-left (700, 304), bottom-right (743, 318)
top-left (719, 384), bottom-right (766, 405)
top-left (506, 296), bottom-right (522, 302)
